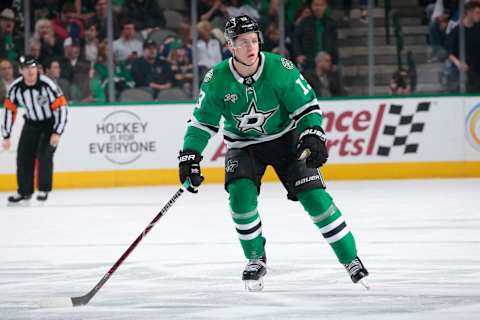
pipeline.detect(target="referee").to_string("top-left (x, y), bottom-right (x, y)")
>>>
top-left (1, 55), bottom-right (68, 204)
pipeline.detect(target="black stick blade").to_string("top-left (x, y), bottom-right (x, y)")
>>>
top-left (71, 291), bottom-right (94, 307)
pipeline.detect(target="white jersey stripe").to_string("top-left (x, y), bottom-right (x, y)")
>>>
top-left (223, 120), bottom-right (296, 149)
top-left (188, 120), bottom-right (217, 137)
top-left (230, 208), bottom-right (258, 220)
top-left (318, 216), bottom-right (346, 234)
top-left (42, 87), bottom-right (53, 118)
top-left (324, 226), bottom-right (350, 244)
top-left (235, 216), bottom-right (261, 231)
top-left (238, 227), bottom-right (263, 241)
top-left (310, 204), bottom-right (337, 223)
top-left (31, 89), bottom-right (45, 120)
top-left (55, 106), bottom-right (68, 134)
top-left (289, 99), bottom-right (320, 119)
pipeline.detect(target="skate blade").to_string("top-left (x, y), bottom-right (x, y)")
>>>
top-left (36, 200), bottom-right (47, 206)
top-left (7, 200), bottom-right (31, 207)
top-left (244, 279), bottom-right (264, 292)
top-left (358, 278), bottom-right (370, 290)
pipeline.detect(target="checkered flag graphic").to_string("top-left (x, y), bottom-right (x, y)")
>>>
top-left (377, 102), bottom-right (430, 156)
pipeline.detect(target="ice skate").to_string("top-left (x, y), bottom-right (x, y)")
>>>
top-left (7, 193), bottom-right (32, 206)
top-left (36, 191), bottom-right (49, 202)
top-left (344, 256), bottom-right (369, 289)
top-left (242, 257), bottom-right (267, 292)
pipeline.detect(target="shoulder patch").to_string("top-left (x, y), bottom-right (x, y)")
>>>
top-left (281, 57), bottom-right (294, 70)
top-left (203, 69), bottom-right (214, 83)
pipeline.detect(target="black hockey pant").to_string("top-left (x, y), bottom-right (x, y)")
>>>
top-left (17, 118), bottom-right (56, 196)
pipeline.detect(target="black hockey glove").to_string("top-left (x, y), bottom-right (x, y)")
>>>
top-left (296, 126), bottom-right (329, 168)
top-left (178, 150), bottom-right (204, 193)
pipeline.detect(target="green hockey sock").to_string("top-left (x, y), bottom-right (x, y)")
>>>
top-left (298, 188), bottom-right (357, 264)
top-left (228, 178), bottom-right (265, 259)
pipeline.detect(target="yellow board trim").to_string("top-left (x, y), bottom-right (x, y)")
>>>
top-left (1, 161), bottom-right (480, 191)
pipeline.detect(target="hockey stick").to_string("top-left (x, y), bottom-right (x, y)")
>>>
top-left (70, 181), bottom-right (191, 307)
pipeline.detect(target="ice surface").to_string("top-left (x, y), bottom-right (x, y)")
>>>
top-left (1, 179), bottom-right (479, 319)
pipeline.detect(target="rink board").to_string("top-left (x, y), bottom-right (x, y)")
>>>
top-left (1, 95), bottom-right (479, 190)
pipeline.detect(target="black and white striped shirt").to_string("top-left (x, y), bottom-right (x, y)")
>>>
top-left (1, 74), bottom-right (68, 139)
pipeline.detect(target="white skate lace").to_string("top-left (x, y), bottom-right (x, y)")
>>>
top-left (345, 259), bottom-right (361, 275)
top-left (245, 259), bottom-right (266, 272)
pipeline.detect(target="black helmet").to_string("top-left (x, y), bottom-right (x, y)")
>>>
top-left (19, 55), bottom-right (38, 68)
top-left (224, 15), bottom-right (263, 44)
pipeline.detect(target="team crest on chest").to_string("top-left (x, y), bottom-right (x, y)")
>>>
top-left (233, 99), bottom-right (275, 134)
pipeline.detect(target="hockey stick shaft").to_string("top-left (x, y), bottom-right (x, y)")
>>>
top-left (298, 148), bottom-right (311, 160)
top-left (71, 182), bottom-right (189, 306)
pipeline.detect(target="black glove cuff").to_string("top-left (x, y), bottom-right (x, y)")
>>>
top-left (178, 149), bottom-right (203, 164)
top-left (299, 126), bottom-right (327, 142)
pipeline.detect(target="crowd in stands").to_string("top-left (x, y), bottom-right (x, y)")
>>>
top-left (424, 0), bottom-right (480, 93)
top-left (0, 0), bottom-right (479, 104)
top-left (0, 0), bottom-right (349, 102)
top-left (0, 0), bottom-right (188, 103)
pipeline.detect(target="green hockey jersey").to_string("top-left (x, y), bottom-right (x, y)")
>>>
top-left (183, 52), bottom-right (323, 153)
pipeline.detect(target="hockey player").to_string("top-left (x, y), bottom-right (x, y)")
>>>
top-left (178, 15), bottom-right (368, 291)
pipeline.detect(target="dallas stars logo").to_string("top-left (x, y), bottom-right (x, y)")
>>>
top-left (234, 100), bottom-right (275, 134)
top-left (225, 160), bottom-right (238, 173)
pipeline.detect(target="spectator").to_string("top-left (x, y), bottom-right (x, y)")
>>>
top-left (425, 0), bottom-right (442, 23)
top-left (263, 22), bottom-right (289, 56)
top-left (158, 35), bottom-right (176, 60)
top-left (59, 37), bottom-right (91, 101)
top-left (428, 13), bottom-right (449, 62)
top-left (304, 51), bottom-right (346, 97)
top-left (45, 58), bottom-right (72, 100)
top-left (93, 40), bottom-right (135, 101)
top-left (131, 39), bottom-right (173, 99)
top-left (268, 0), bottom-right (308, 34)
top-left (446, 1), bottom-right (480, 93)
top-left (176, 19), bottom-right (194, 52)
top-left (293, 0), bottom-right (339, 71)
top-left (167, 40), bottom-right (193, 95)
top-left (160, 33), bottom-right (194, 61)
top-left (31, 0), bottom-right (63, 22)
top-left (73, 0), bottom-right (97, 21)
top-left (113, 19), bottom-right (142, 64)
top-left (0, 8), bottom-right (23, 61)
top-left (51, 2), bottom-right (84, 43)
top-left (88, 65), bottom-right (107, 103)
top-left (196, 20), bottom-right (223, 80)
top-left (32, 19), bottom-right (63, 60)
top-left (121, 0), bottom-right (166, 36)
top-left (86, 0), bottom-right (120, 41)
top-left (29, 39), bottom-right (44, 67)
top-left (199, 0), bottom-right (228, 30)
top-left (226, 0), bottom-right (260, 20)
top-left (389, 68), bottom-right (411, 95)
top-left (84, 21), bottom-right (99, 64)
top-left (0, 58), bottom-right (14, 101)
top-left (294, 4), bottom-right (313, 26)
top-left (343, 0), bottom-right (368, 23)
